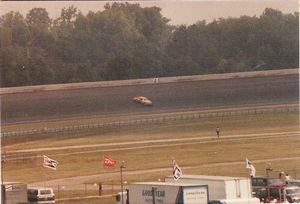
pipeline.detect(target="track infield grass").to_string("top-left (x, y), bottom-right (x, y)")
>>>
top-left (5, 111), bottom-right (299, 150)
top-left (3, 111), bottom-right (299, 185)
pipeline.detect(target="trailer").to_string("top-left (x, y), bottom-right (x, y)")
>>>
top-left (1, 182), bottom-right (28, 204)
top-left (120, 182), bottom-right (209, 204)
top-left (165, 175), bottom-right (252, 201)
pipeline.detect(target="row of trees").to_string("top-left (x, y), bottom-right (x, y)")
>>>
top-left (0, 3), bottom-right (298, 87)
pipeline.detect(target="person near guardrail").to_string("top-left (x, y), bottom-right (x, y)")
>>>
top-left (216, 127), bottom-right (220, 138)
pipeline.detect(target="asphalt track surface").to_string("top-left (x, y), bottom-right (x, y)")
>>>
top-left (28, 131), bottom-right (300, 189)
top-left (1, 73), bottom-right (299, 124)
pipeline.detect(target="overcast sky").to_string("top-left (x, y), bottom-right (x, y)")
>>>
top-left (0, 0), bottom-right (298, 25)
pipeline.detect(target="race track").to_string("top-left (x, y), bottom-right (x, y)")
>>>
top-left (1, 72), bottom-right (298, 124)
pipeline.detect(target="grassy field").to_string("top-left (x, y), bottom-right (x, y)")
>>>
top-left (5, 111), bottom-right (298, 150)
top-left (4, 112), bottom-right (299, 185)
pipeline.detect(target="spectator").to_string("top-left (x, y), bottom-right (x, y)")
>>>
top-left (285, 173), bottom-right (291, 180)
top-left (216, 127), bottom-right (220, 138)
top-left (279, 172), bottom-right (285, 179)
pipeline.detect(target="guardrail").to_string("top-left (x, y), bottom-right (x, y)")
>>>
top-left (1, 68), bottom-right (298, 94)
top-left (1, 104), bottom-right (298, 138)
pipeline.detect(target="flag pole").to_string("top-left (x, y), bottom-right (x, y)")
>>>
top-left (171, 157), bottom-right (175, 182)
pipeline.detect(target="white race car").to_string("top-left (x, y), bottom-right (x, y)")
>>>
top-left (133, 96), bottom-right (153, 106)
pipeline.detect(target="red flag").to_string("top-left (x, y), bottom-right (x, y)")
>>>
top-left (103, 155), bottom-right (117, 168)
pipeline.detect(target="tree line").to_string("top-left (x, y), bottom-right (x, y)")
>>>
top-left (0, 3), bottom-right (298, 87)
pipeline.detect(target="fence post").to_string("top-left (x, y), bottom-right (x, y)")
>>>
top-left (57, 185), bottom-right (59, 200)
top-left (99, 183), bottom-right (102, 196)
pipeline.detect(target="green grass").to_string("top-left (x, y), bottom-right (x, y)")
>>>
top-left (3, 112), bottom-right (299, 185)
top-left (6, 112), bottom-right (299, 151)
top-left (3, 111), bottom-right (299, 204)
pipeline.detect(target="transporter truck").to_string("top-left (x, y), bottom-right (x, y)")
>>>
top-left (165, 175), bottom-right (253, 201)
top-left (117, 182), bottom-right (209, 204)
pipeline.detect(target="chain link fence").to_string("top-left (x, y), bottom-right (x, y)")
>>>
top-left (1, 104), bottom-right (298, 140)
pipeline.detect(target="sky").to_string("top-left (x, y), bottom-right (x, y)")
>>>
top-left (0, 0), bottom-right (298, 25)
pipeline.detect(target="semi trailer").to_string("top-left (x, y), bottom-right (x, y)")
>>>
top-left (117, 182), bottom-right (209, 204)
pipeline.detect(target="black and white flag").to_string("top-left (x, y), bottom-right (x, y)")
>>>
top-left (43, 155), bottom-right (58, 170)
top-left (173, 160), bottom-right (182, 181)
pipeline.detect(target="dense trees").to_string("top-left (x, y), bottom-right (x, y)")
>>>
top-left (0, 3), bottom-right (298, 87)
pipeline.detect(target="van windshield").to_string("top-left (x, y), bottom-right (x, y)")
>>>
top-left (40, 190), bottom-right (52, 195)
top-left (28, 190), bottom-right (38, 195)
top-left (286, 188), bottom-right (300, 195)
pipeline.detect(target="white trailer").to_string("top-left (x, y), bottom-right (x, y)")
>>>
top-left (1, 182), bottom-right (28, 204)
top-left (165, 175), bottom-right (252, 201)
top-left (125, 182), bottom-right (209, 204)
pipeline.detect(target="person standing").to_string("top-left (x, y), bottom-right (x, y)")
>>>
top-left (285, 173), bottom-right (291, 180)
top-left (216, 127), bottom-right (220, 138)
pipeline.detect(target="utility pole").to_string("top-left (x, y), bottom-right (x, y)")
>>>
top-left (266, 163), bottom-right (273, 202)
top-left (266, 163), bottom-right (273, 178)
top-left (1, 134), bottom-right (5, 204)
top-left (120, 161), bottom-right (126, 204)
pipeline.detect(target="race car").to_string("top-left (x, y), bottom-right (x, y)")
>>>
top-left (133, 96), bottom-right (153, 106)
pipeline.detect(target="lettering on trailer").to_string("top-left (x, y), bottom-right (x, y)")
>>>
top-left (145, 198), bottom-right (164, 203)
top-left (185, 191), bottom-right (206, 196)
top-left (183, 188), bottom-right (208, 204)
top-left (142, 190), bottom-right (165, 197)
top-left (5, 185), bottom-right (24, 192)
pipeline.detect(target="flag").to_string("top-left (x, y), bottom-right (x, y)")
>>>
top-left (173, 160), bottom-right (182, 181)
top-left (103, 155), bottom-right (117, 168)
top-left (43, 155), bottom-right (58, 170)
top-left (245, 158), bottom-right (252, 169)
top-left (245, 158), bottom-right (256, 177)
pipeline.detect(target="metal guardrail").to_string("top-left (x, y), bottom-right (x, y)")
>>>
top-left (1, 68), bottom-right (298, 94)
top-left (1, 105), bottom-right (298, 138)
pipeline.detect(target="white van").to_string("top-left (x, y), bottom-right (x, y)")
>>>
top-left (27, 187), bottom-right (55, 204)
top-left (209, 197), bottom-right (261, 204)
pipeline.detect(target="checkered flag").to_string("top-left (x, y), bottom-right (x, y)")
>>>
top-left (43, 155), bottom-right (58, 170)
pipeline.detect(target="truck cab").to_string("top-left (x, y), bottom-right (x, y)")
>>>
top-left (208, 198), bottom-right (261, 204)
top-left (283, 186), bottom-right (300, 203)
top-left (251, 177), bottom-right (284, 201)
top-left (257, 185), bottom-right (300, 203)
top-left (115, 191), bottom-right (128, 204)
